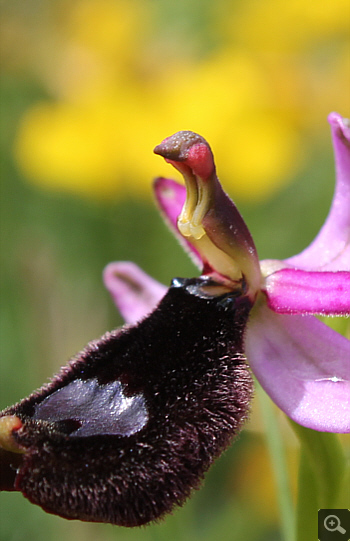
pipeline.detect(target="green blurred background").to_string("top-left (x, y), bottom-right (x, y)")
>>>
top-left (0, 0), bottom-right (349, 540)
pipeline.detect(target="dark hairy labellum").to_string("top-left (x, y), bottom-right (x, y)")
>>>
top-left (0, 277), bottom-right (253, 526)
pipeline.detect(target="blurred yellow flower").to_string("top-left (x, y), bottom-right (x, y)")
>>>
top-left (9, 0), bottom-right (349, 201)
top-left (16, 102), bottom-right (122, 198)
top-left (223, 0), bottom-right (349, 50)
top-left (66, 0), bottom-right (146, 58)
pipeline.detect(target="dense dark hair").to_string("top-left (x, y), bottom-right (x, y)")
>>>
top-left (1, 278), bottom-right (253, 526)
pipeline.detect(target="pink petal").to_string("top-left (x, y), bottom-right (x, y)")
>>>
top-left (153, 177), bottom-right (202, 268)
top-left (245, 302), bottom-right (350, 432)
top-left (264, 268), bottom-right (350, 315)
top-left (103, 262), bottom-right (167, 324)
top-left (286, 113), bottom-right (350, 271)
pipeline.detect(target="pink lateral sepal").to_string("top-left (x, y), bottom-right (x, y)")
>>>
top-left (246, 302), bottom-right (350, 433)
top-left (285, 112), bottom-right (350, 271)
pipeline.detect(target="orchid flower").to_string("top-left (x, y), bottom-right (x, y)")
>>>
top-left (105, 112), bottom-right (350, 434)
top-left (0, 113), bottom-right (349, 527)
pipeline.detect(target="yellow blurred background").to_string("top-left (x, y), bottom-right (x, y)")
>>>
top-left (0, 1), bottom-right (349, 541)
top-left (2, 0), bottom-right (349, 201)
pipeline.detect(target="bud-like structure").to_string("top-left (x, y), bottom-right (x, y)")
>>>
top-left (154, 131), bottom-right (261, 300)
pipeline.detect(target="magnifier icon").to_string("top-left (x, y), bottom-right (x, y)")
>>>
top-left (324, 515), bottom-right (346, 534)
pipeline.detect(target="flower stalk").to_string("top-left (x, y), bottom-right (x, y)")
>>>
top-left (257, 384), bottom-right (295, 541)
top-left (291, 420), bottom-right (348, 541)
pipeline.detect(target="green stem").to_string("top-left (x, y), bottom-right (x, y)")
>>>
top-left (290, 421), bottom-right (347, 509)
top-left (290, 420), bottom-right (348, 541)
top-left (257, 385), bottom-right (295, 541)
top-left (295, 450), bottom-right (319, 541)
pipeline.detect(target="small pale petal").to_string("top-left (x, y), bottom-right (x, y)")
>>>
top-left (153, 177), bottom-right (202, 267)
top-left (286, 113), bottom-right (350, 271)
top-left (103, 262), bottom-right (167, 324)
top-left (245, 302), bottom-right (350, 432)
top-left (264, 268), bottom-right (350, 315)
